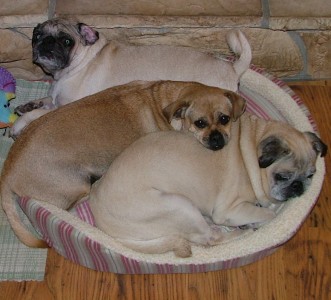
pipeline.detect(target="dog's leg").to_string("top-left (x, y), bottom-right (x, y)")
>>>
top-left (116, 223), bottom-right (243, 258)
top-left (14, 96), bottom-right (54, 115)
top-left (115, 236), bottom-right (193, 258)
top-left (115, 191), bottom-right (242, 257)
top-left (157, 192), bottom-right (239, 247)
top-left (213, 201), bottom-right (276, 228)
top-left (10, 108), bottom-right (53, 137)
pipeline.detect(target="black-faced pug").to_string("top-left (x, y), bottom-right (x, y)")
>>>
top-left (11, 17), bottom-right (251, 136)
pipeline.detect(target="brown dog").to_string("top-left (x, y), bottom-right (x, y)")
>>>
top-left (0, 80), bottom-right (245, 248)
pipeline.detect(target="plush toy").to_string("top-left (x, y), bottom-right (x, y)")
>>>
top-left (0, 67), bottom-right (17, 128)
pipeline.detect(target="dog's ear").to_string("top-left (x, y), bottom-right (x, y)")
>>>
top-left (77, 23), bottom-right (99, 45)
top-left (224, 91), bottom-right (246, 121)
top-left (32, 24), bottom-right (42, 45)
top-left (33, 23), bottom-right (41, 35)
top-left (163, 100), bottom-right (190, 123)
top-left (304, 132), bottom-right (328, 157)
top-left (258, 136), bottom-right (290, 168)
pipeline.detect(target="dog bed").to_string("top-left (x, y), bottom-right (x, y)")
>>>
top-left (3, 66), bottom-right (326, 274)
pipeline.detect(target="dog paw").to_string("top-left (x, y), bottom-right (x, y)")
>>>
top-left (10, 119), bottom-right (25, 138)
top-left (209, 227), bottom-right (243, 245)
top-left (239, 225), bottom-right (259, 231)
top-left (246, 210), bottom-right (276, 229)
top-left (174, 239), bottom-right (192, 258)
top-left (239, 224), bottom-right (251, 230)
top-left (14, 101), bottom-right (44, 116)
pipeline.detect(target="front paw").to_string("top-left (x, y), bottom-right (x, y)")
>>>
top-left (10, 117), bottom-right (27, 138)
top-left (14, 101), bottom-right (44, 116)
top-left (245, 210), bottom-right (277, 230)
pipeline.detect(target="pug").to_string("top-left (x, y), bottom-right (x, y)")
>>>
top-left (0, 80), bottom-right (245, 248)
top-left (88, 113), bottom-right (327, 257)
top-left (11, 17), bottom-right (251, 136)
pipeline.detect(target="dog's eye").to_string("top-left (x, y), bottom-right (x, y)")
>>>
top-left (63, 39), bottom-right (73, 47)
top-left (219, 115), bottom-right (230, 125)
top-left (275, 173), bottom-right (291, 182)
top-left (307, 174), bottom-right (314, 179)
top-left (194, 119), bottom-right (208, 129)
top-left (32, 33), bottom-right (41, 43)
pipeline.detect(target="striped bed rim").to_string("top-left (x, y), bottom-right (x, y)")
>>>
top-left (19, 196), bottom-right (278, 274)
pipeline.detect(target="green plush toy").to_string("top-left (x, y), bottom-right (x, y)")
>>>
top-left (0, 67), bottom-right (17, 128)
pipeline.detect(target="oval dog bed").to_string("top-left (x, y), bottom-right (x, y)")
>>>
top-left (4, 66), bottom-right (326, 274)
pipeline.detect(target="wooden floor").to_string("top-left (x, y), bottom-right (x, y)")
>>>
top-left (0, 81), bottom-right (330, 300)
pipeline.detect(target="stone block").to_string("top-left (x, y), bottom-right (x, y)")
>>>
top-left (73, 15), bottom-right (261, 29)
top-left (269, 0), bottom-right (331, 17)
top-left (248, 29), bottom-right (303, 77)
top-left (269, 17), bottom-right (331, 30)
top-left (301, 31), bottom-right (331, 79)
top-left (0, 28), bottom-right (43, 78)
top-left (0, 28), bottom-right (31, 62)
top-left (0, 0), bottom-right (48, 16)
top-left (0, 0), bottom-right (48, 28)
top-left (55, 0), bottom-right (261, 16)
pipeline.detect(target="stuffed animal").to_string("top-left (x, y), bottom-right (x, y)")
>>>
top-left (0, 67), bottom-right (17, 128)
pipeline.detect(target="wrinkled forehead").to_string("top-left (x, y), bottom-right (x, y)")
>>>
top-left (290, 133), bottom-right (317, 160)
top-left (191, 91), bottom-right (232, 112)
top-left (283, 144), bottom-right (317, 173)
top-left (37, 20), bottom-right (78, 36)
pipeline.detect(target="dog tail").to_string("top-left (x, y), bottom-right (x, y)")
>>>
top-left (0, 182), bottom-right (48, 248)
top-left (226, 30), bottom-right (252, 77)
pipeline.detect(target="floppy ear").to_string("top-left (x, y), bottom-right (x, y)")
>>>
top-left (304, 132), bottom-right (328, 157)
top-left (77, 23), bottom-right (99, 45)
top-left (224, 91), bottom-right (246, 121)
top-left (32, 23), bottom-right (41, 35)
top-left (163, 100), bottom-right (190, 123)
top-left (258, 136), bottom-right (290, 168)
top-left (32, 24), bottom-right (42, 45)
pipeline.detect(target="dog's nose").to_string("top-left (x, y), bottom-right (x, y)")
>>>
top-left (209, 131), bottom-right (225, 151)
top-left (39, 36), bottom-right (57, 54)
top-left (290, 180), bottom-right (304, 196)
top-left (43, 36), bottom-right (56, 45)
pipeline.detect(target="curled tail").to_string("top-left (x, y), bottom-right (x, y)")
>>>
top-left (0, 181), bottom-right (48, 248)
top-left (226, 30), bottom-right (252, 77)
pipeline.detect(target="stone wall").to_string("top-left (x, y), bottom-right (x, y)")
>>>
top-left (0, 0), bottom-right (330, 81)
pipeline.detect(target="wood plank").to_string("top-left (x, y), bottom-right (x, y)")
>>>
top-left (0, 81), bottom-right (330, 300)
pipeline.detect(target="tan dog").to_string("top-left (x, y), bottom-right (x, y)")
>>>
top-left (89, 113), bottom-right (327, 257)
top-left (11, 17), bottom-right (251, 136)
top-left (0, 80), bottom-right (245, 248)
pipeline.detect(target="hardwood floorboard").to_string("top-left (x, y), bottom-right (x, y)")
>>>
top-left (0, 81), bottom-right (330, 300)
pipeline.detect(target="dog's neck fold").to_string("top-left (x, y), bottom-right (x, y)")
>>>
top-left (54, 34), bottom-right (108, 81)
top-left (239, 113), bottom-right (271, 207)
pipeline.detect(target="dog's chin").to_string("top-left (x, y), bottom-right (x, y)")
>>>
top-left (33, 48), bottom-right (70, 74)
top-left (202, 139), bottom-right (226, 151)
top-left (34, 56), bottom-right (69, 75)
top-left (207, 143), bottom-right (225, 151)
